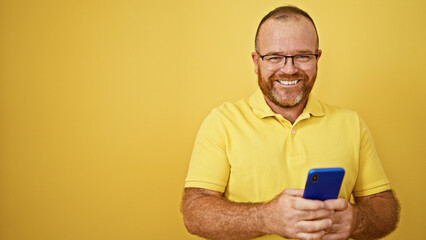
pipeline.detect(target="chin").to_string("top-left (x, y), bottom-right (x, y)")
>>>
top-left (272, 91), bottom-right (305, 108)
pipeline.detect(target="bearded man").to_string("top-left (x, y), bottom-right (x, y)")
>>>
top-left (182, 6), bottom-right (400, 240)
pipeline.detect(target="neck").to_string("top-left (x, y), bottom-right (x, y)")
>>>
top-left (264, 97), bottom-right (307, 124)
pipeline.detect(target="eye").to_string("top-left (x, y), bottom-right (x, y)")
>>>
top-left (265, 55), bottom-right (283, 62)
top-left (295, 55), bottom-right (312, 62)
top-left (296, 55), bottom-right (309, 59)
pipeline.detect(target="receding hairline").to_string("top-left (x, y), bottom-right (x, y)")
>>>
top-left (255, 6), bottom-right (319, 51)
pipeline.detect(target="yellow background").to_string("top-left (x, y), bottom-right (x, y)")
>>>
top-left (1, 0), bottom-right (425, 239)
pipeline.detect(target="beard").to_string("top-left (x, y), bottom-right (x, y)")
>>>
top-left (257, 69), bottom-right (317, 108)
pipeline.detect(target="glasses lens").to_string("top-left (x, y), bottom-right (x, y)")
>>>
top-left (265, 55), bottom-right (316, 70)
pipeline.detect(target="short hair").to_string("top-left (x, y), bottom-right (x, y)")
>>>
top-left (254, 6), bottom-right (319, 51)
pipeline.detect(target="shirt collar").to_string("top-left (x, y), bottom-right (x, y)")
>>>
top-left (249, 88), bottom-right (325, 119)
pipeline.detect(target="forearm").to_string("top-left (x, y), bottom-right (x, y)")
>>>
top-left (182, 188), bottom-right (268, 240)
top-left (350, 190), bottom-right (400, 239)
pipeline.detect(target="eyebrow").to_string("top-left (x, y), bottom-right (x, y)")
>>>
top-left (296, 50), bottom-right (315, 54)
top-left (264, 50), bottom-right (315, 55)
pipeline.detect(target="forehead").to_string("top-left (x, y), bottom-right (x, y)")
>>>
top-left (257, 17), bottom-right (318, 53)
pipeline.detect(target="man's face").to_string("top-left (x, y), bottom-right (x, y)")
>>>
top-left (252, 17), bottom-right (321, 109)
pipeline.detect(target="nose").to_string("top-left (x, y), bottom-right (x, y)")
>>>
top-left (280, 56), bottom-right (298, 74)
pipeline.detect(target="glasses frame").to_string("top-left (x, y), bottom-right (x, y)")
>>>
top-left (257, 52), bottom-right (319, 69)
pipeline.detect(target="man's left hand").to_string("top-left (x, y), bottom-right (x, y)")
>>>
top-left (321, 198), bottom-right (354, 240)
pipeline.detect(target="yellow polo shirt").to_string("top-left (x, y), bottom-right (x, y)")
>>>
top-left (185, 88), bottom-right (391, 204)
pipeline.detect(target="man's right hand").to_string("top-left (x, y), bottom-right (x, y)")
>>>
top-left (264, 188), bottom-right (334, 239)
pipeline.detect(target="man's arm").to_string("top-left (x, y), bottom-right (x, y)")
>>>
top-left (322, 190), bottom-right (400, 240)
top-left (351, 190), bottom-right (400, 239)
top-left (182, 187), bottom-right (334, 240)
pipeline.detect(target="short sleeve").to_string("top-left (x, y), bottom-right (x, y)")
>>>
top-left (353, 117), bottom-right (391, 197)
top-left (184, 109), bottom-right (230, 193)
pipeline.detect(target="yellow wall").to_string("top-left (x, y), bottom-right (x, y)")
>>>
top-left (1, 0), bottom-right (425, 239)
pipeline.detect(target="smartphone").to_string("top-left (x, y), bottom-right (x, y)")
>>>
top-left (302, 168), bottom-right (345, 201)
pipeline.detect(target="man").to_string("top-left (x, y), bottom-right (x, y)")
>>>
top-left (182, 6), bottom-right (399, 240)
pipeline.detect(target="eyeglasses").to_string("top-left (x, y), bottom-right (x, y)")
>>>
top-left (257, 52), bottom-right (319, 70)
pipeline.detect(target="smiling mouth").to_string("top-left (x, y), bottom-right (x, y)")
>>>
top-left (277, 80), bottom-right (300, 85)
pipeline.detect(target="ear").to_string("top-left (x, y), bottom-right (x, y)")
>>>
top-left (251, 52), bottom-right (260, 74)
top-left (316, 49), bottom-right (322, 60)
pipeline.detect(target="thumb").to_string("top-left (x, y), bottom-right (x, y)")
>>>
top-left (283, 188), bottom-right (304, 197)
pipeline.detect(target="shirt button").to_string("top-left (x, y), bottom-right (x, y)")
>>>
top-left (291, 129), bottom-right (296, 135)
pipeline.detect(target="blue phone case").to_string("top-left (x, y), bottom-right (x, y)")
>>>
top-left (302, 168), bottom-right (345, 201)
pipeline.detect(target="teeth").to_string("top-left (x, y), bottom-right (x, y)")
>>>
top-left (278, 80), bottom-right (299, 85)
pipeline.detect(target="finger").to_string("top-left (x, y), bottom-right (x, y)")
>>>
top-left (296, 219), bottom-right (332, 233)
top-left (325, 222), bottom-right (342, 233)
top-left (326, 222), bottom-right (351, 234)
top-left (324, 198), bottom-right (348, 210)
top-left (298, 209), bottom-right (334, 220)
top-left (327, 210), bottom-right (344, 224)
top-left (291, 197), bottom-right (326, 210)
top-left (283, 188), bottom-right (304, 197)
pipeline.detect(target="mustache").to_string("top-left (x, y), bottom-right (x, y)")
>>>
top-left (270, 73), bottom-right (306, 81)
